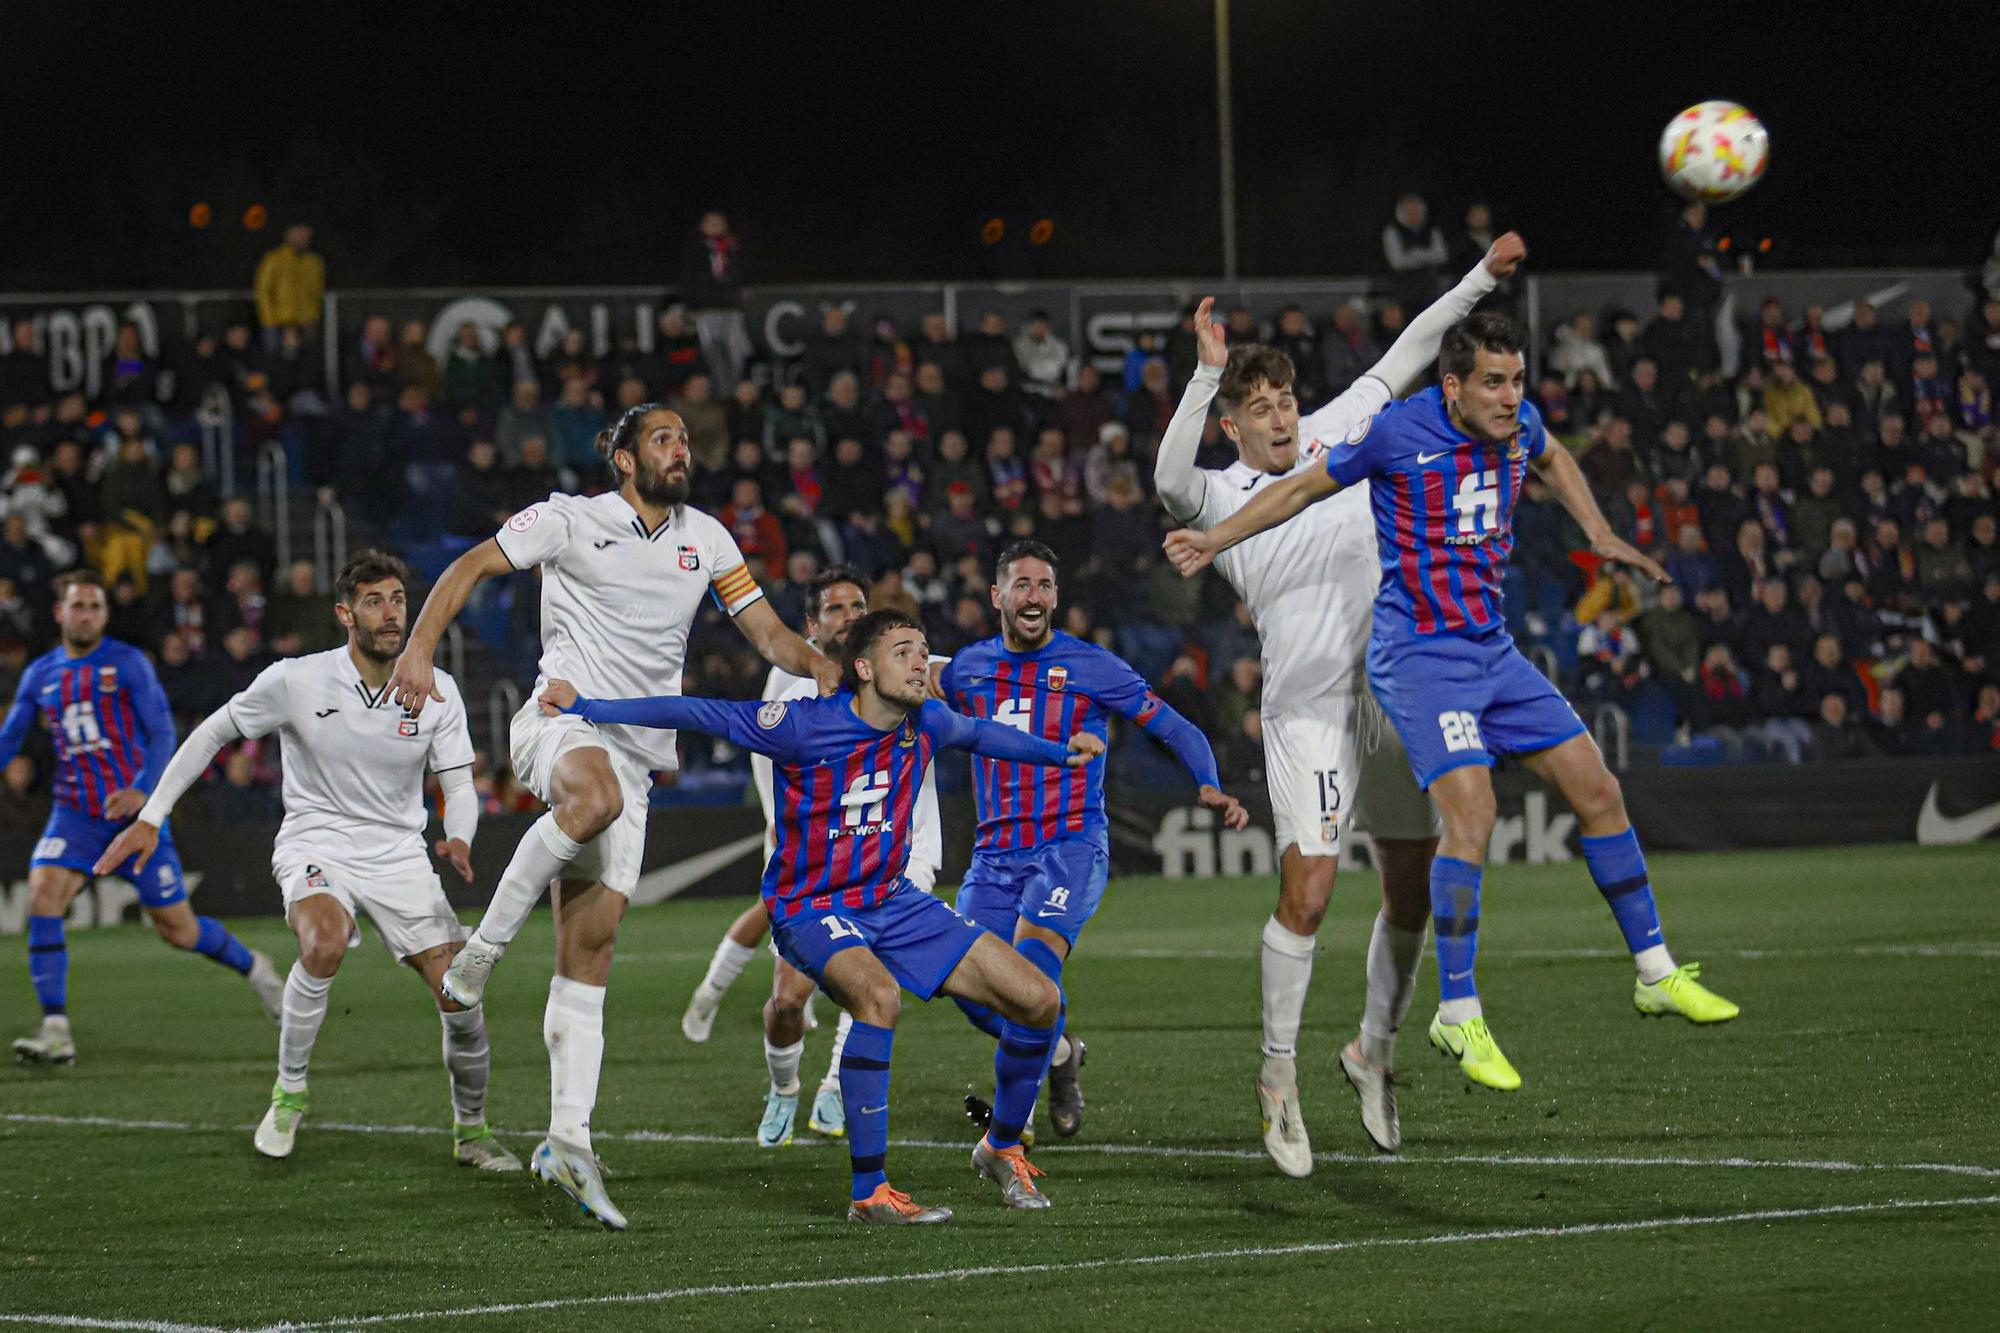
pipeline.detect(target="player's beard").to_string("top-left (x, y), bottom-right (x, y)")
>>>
top-left (1003, 602), bottom-right (1052, 648)
top-left (632, 455), bottom-right (691, 508)
top-left (60, 624), bottom-right (103, 654)
top-left (354, 623), bottom-right (404, 664)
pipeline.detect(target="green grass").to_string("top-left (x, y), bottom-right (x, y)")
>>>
top-left (4, 844), bottom-right (1997, 1331)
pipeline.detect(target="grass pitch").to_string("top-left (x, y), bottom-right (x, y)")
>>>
top-left (4, 843), bottom-right (1997, 1331)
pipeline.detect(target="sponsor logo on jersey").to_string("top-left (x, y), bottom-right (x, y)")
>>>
top-left (506, 507), bottom-right (539, 532)
top-left (98, 666), bottom-right (118, 692)
top-left (757, 701), bottom-right (788, 729)
top-left (678, 544), bottom-right (701, 571)
top-left (1046, 666), bottom-right (1068, 693)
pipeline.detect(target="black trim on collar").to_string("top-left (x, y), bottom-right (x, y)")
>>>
top-left (354, 680), bottom-right (393, 709)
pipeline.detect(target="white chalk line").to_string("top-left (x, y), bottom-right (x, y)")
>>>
top-left (11, 1193), bottom-right (1993, 1333)
top-left (7, 1110), bottom-right (1997, 1180)
top-left (613, 941), bottom-right (2000, 964)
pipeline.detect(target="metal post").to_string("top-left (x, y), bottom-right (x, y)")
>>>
top-left (1215, 0), bottom-right (1238, 280)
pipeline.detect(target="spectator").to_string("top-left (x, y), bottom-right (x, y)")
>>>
top-left (386, 384), bottom-right (460, 468)
top-left (670, 373), bottom-right (730, 472)
top-left (1740, 577), bottom-right (1808, 663)
top-left (1013, 310), bottom-right (1069, 398)
top-left (1550, 314), bottom-right (1615, 388)
top-left (266, 559), bottom-right (341, 657)
top-left (391, 320), bottom-right (443, 400)
top-left (1802, 633), bottom-right (1866, 715)
top-left (442, 322), bottom-right (498, 410)
top-left (1574, 561), bottom-right (1642, 626)
top-left (763, 381), bottom-right (825, 456)
top-left (1577, 609), bottom-right (1641, 702)
top-left (1322, 303), bottom-right (1380, 393)
top-left (252, 223), bottom-right (325, 357)
top-left (492, 321), bottom-right (538, 392)
top-left (1810, 693), bottom-right (1877, 759)
top-left (929, 482), bottom-right (989, 567)
top-left (1381, 193), bottom-right (1447, 307)
top-left (1689, 642), bottom-right (1754, 750)
top-left (1642, 290), bottom-right (1708, 385)
top-left (502, 433), bottom-right (564, 512)
top-left (200, 495), bottom-right (277, 586)
top-left (1635, 583), bottom-right (1701, 683)
top-left (548, 377), bottom-right (605, 474)
top-left (97, 430), bottom-right (166, 589)
top-left (1268, 306), bottom-right (1322, 404)
top-left (1915, 516), bottom-right (1976, 602)
top-left (1761, 360), bottom-right (1821, 437)
top-left (646, 306), bottom-right (708, 395)
top-left (800, 306), bottom-right (866, 394)
top-left (98, 322), bottom-right (161, 410)
top-left (347, 314), bottom-right (397, 401)
top-left (1716, 519), bottom-right (1777, 609)
top-left (677, 211), bottom-right (752, 389)
top-left (724, 377), bottom-right (764, 446)
top-left (1968, 683), bottom-right (2000, 752)
top-left (1897, 638), bottom-right (1963, 729)
top-left (820, 371), bottom-right (869, 445)
top-left (1867, 686), bottom-right (1922, 756)
top-left (1661, 201), bottom-right (1725, 322)
top-left (912, 361), bottom-right (965, 443)
top-left (720, 478), bottom-right (787, 569)
top-left (496, 379), bottom-right (553, 468)
top-left (873, 372), bottom-right (930, 447)
top-left (447, 440), bottom-right (512, 538)
top-left (0, 318), bottom-right (47, 404)
top-left (1750, 643), bottom-right (1814, 763)
top-left (965, 312), bottom-right (1021, 381)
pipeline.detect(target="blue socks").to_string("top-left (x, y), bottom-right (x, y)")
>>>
top-left (990, 937), bottom-right (1065, 1151)
top-left (1430, 856), bottom-right (1484, 1018)
top-left (1581, 828), bottom-right (1673, 980)
top-left (27, 915), bottom-right (67, 1015)
top-left (840, 1020), bottom-right (894, 1201)
top-left (953, 998), bottom-right (1006, 1039)
top-left (193, 915), bottom-right (254, 975)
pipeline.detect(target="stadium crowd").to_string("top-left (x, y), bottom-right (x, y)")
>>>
top-left (0, 222), bottom-right (1997, 819)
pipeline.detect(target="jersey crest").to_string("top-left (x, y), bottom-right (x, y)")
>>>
top-left (398, 715), bottom-right (419, 737)
top-left (98, 666), bottom-right (118, 692)
top-left (1046, 666), bottom-right (1068, 692)
top-left (757, 700), bottom-right (788, 729)
top-left (678, 544), bottom-right (701, 571)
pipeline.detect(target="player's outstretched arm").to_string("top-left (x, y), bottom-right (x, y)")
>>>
top-left (731, 599), bottom-right (841, 696)
top-left (1530, 443), bottom-right (1671, 583)
top-left (1357, 233), bottom-right (1524, 400)
top-left (1116, 690), bottom-right (1250, 829)
top-left (1163, 464), bottom-right (1343, 576)
top-left (925, 704), bottom-right (1102, 769)
top-left (391, 539), bottom-right (516, 715)
top-left (432, 765), bottom-right (478, 882)
top-left (0, 670), bottom-right (39, 778)
top-left (1153, 297), bottom-right (1231, 523)
top-left (93, 705), bottom-right (243, 874)
top-left (540, 680), bottom-right (809, 762)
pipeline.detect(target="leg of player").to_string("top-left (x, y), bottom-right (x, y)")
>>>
top-left (1258, 847), bottom-right (1334, 1177)
top-left (14, 867), bottom-right (84, 1064)
top-left (817, 945), bottom-right (948, 1225)
top-left (530, 878), bottom-right (628, 1231)
top-left (941, 934), bottom-right (1062, 1211)
top-left (1339, 836), bottom-right (1435, 1153)
top-left (759, 956), bottom-right (816, 1148)
top-left (1013, 920), bottom-right (1086, 1138)
top-left (443, 747), bottom-right (623, 1008)
top-left (142, 899), bottom-right (284, 1022)
top-left (1519, 735), bottom-right (1739, 1024)
top-left (255, 895), bottom-right (350, 1159)
top-left (407, 941), bottom-right (523, 1173)
top-left (810, 1008), bottom-right (853, 1136)
top-left (683, 899), bottom-right (770, 1043)
top-left (1422, 766), bottom-right (1522, 1092)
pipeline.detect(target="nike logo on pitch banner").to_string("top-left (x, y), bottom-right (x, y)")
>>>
top-left (1417, 450), bottom-right (1450, 464)
top-left (1915, 782), bottom-right (2000, 845)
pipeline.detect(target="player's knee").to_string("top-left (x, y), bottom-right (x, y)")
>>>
top-left (151, 912), bottom-right (199, 949)
top-left (1575, 770), bottom-right (1625, 825)
top-left (849, 979), bottom-right (901, 1028)
top-left (764, 996), bottom-right (805, 1046)
top-left (27, 875), bottom-right (70, 916)
top-left (1021, 975), bottom-right (1061, 1029)
top-left (1276, 859), bottom-right (1335, 934)
top-left (299, 936), bottom-right (346, 977)
top-left (559, 782), bottom-right (623, 840)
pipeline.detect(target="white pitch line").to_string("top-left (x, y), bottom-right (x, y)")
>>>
top-left (615, 941), bottom-right (2000, 965)
top-left (0, 1317), bottom-right (231, 1333)
top-left (7, 1111), bottom-right (1997, 1179)
top-left (227, 1193), bottom-right (2000, 1331)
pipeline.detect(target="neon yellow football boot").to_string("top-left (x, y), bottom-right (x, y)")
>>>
top-left (1634, 962), bottom-right (1740, 1023)
top-left (1427, 1012), bottom-right (1522, 1091)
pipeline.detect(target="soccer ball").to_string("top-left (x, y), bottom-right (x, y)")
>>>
top-left (1657, 101), bottom-right (1769, 203)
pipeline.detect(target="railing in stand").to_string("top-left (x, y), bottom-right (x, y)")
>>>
top-left (254, 443), bottom-right (290, 572)
top-left (312, 497), bottom-right (347, 594)
top-left (487, 678), bottom-right (522, 762)
top-left (196, 385), bottom-right (235, 497)
top-left (1592, 702), bottom-right (1631, 772)
top-left (434, 623), bottom-right (465, 688)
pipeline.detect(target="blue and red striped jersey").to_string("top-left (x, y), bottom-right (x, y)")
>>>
top-left (566, 690), bottom-right (1073, 920)
top-left (0, 639), bottom-right (176, 819)
top-left (1326, 386), bottom-right (1547, 641)
top-left (942, 631), bottom-right (1213, 853)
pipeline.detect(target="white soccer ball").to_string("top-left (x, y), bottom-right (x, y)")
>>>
top-left (1657, 101), bottom-right (1770, 204)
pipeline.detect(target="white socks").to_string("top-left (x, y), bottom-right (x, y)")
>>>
top-left (1359, 915), bottom-right (1426, 1068)
top-left (545, 974), bottom-right (606, 1151)
top-left (278, 962), bottom-right (333, 1093)
top-left (1260, 915), bottom-right (1316, 1068)
top-left (699, 935), bottom-right (759, 1000)
top-left (1052, 1034), bottom-right (1073, 1067)
top-left (1634, 944), bottom-right (1676, 985)
top-left (818, 1010), bottom-right (853, 1092)
top-left (765, 1037), bottom-right (805, 1095)
top-left (441, 1007), bottom-right (490, 1125)
top-left (1437, 995), bottom-right (1483, 1025)
top-left (478, 813), bottom-right (585, 947)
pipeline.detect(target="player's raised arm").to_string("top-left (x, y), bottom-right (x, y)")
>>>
top-left (1163, 463), bottom-right (1343, 577)
top-left (1153, 297), bottom-right (1230, 522)
top-left (1096, 661), bottom-right (1249, 830)
top-left (1342, 233), bottom-right (1524, 403)
top-left (539, 680), bottom-right (817, 763)
top-left (731, 598), bottom-right (841, 696)
top-left (390, 538), bottom-right (517, 715)
top-left (0, 663), bottom-right (41, 777)
top-left (1528, 433), bottom-right (1671, 583)
top-left (920, 701), bottom-right (1101, 769)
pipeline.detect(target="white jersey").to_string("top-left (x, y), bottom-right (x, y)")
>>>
top-left (494, 490), bottom-right (764, 771)
top-left (223, 647), bottom-right (477, 878)
top-left (1161, 365), bottom-right (1387, 715)
top-left (750, 656), bottom-right (945, 875)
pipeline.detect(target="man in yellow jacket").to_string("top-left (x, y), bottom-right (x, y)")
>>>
top-left (254, 224), bottom-right (326, 355)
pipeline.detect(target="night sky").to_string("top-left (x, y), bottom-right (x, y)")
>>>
top-left (5, 1), bottom-right (1997, 291)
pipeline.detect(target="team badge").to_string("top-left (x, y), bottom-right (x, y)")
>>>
top-left (1506, 436), bottom-right (1526, 462)
top-left (678, 544), bottom-right (701, 571)
top-left (757, 701), bottom-right (788, 729)
top-left (897, 720), bottom-right (916, 748)
top-left (98, 666), bottom-right (119, 692)
top-left (305, 865), bottom-right (328, 889)
top-left (1321, 814), bottom-right (1341, 844)
top-left (1047, 666), bottom-right (1068, 693)
top-left (398, 717), bottom-right (420, 737)
top-left (506, 507), bottom-right (539, 532)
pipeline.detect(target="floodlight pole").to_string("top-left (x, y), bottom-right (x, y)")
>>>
top-left (1215, 0), bottom-right (1238, 280)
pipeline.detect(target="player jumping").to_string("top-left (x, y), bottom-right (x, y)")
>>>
top-left (95, 552), bottom-right (520, 1170)
top-left (387, 403), bottom-right (837, 1230)
top-left (539, 608), bottom-right (1101, 1223)
top-left (4, 570), bottom-right (282, 1064)
top-left (1165, 312), bottom-right (1738, 1095)
top-left (1153, 238), bottom-right (1525, 1165)
top-left (944, 540), bottom-right (1246, 1141)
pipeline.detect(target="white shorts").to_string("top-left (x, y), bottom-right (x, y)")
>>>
top-left (277, 856), bottom-right (464, 960)
top-left (508, 699), bottom-right (653, 895)
top-left (1264, 690), bottom-right (1441, 858)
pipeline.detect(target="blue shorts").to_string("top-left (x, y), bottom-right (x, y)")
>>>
top-left (1368, 631), bottom-right (1587, 789)
top-left (771, 884), bottom-right (986, 1001)
top-left (31, 806), bottom-right (188, 908)
top-left (955, 838), bottom-right (1110, 946)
